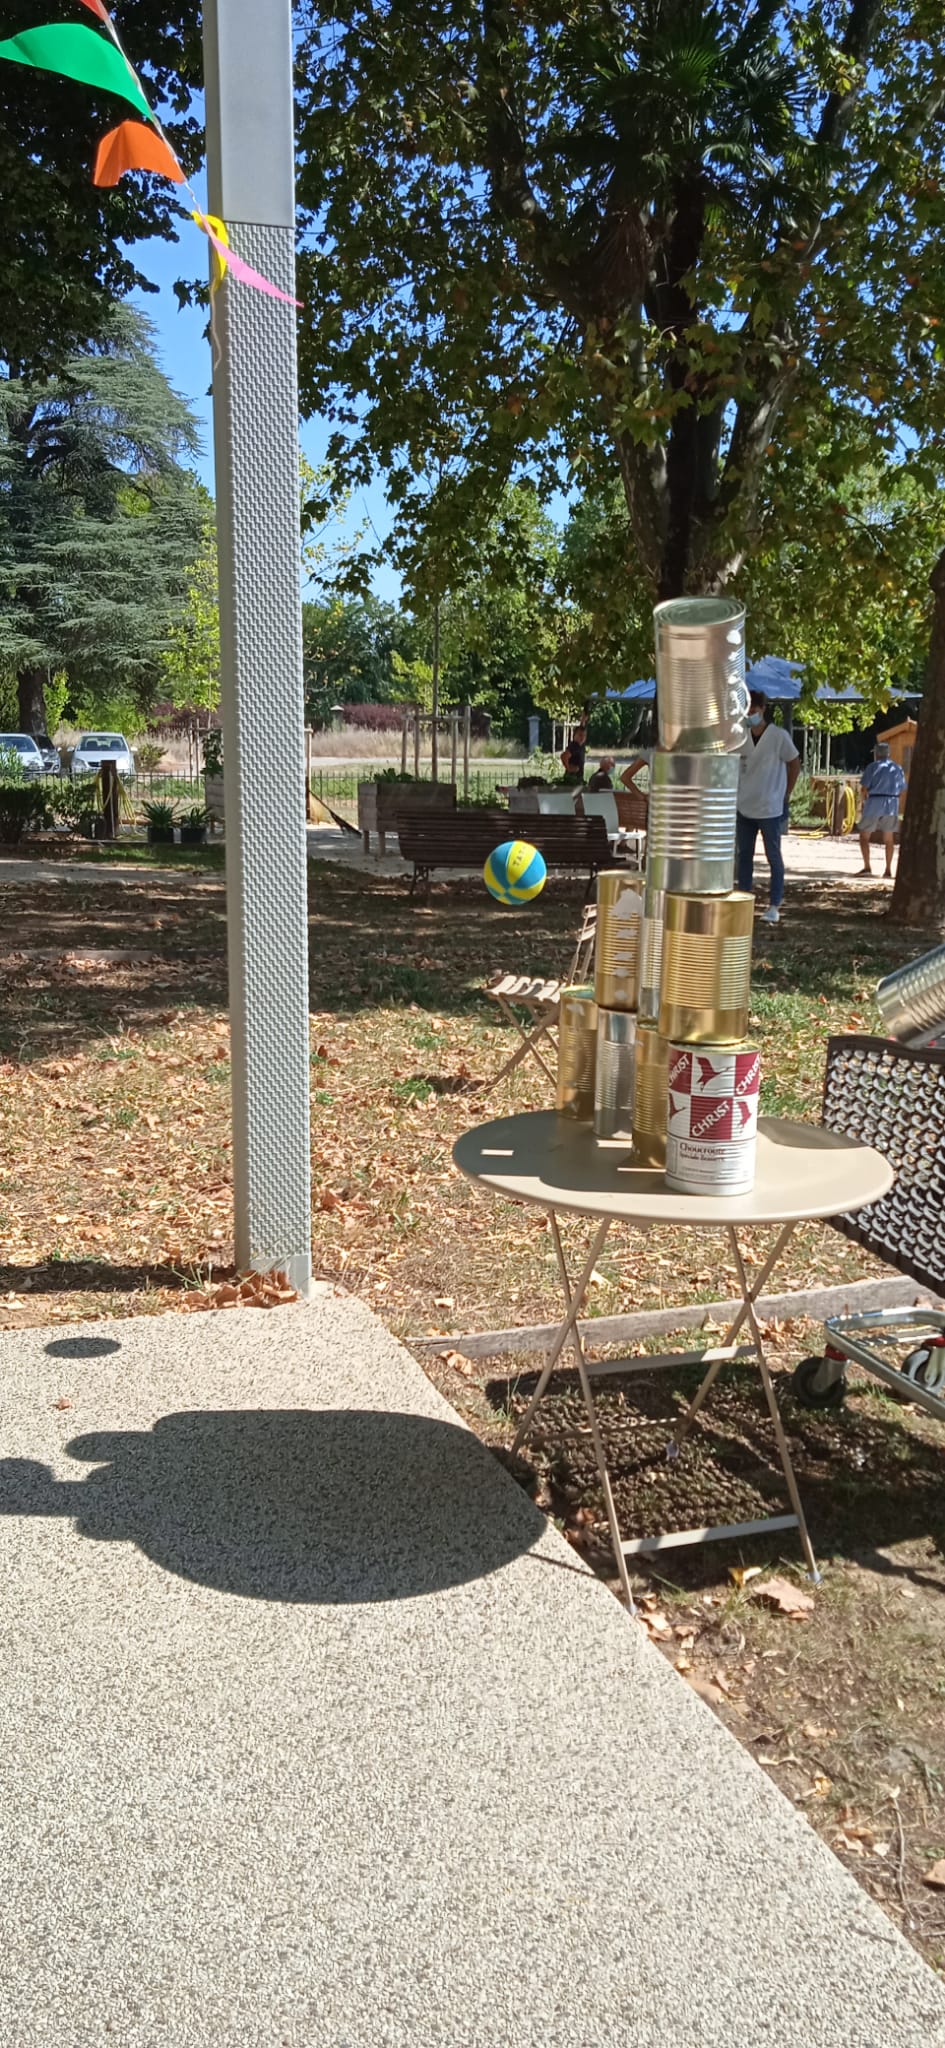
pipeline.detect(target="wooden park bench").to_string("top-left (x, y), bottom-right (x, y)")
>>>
top-left (396, 808), bottom-right (619, 896)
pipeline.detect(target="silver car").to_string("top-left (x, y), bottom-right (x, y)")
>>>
top-left (0, 733), bottom-right (45, 782)
top-left (70, 732), bottom-right (135, 780)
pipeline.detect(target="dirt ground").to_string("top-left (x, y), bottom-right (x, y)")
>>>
top-left (1, 853), bottom-right (943, 1968)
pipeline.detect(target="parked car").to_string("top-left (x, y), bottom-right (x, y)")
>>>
top-left (70, 732), bottom-right (135, 780)
top-left (32, 733), bottom-right (61, 774)
top-left (0, 732), bottom-right (46, 781)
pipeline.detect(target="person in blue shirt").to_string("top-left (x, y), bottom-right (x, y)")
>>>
top-left (857, 741), bottom-right (907, 879)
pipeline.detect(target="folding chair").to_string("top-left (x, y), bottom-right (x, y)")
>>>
top-left (479, 904), bottom-right (597, 1094)
top-left (790, 1034), bottom-right (945, 1421)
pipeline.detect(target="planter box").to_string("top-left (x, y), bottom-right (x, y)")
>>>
top-left (180, 825), bottom-right (208, 847)
top-left (357, 779), bottom-right (455, 855)
top-left (147, 825), bottom-right (176, 846)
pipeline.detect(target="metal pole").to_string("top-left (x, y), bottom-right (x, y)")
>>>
top-left (450, 710), bottom-right (457, 791)
top-left (413, 705), bottom-right (420, 780)
top-left (463, 702), bottom-right (471, 800)
top-left (400, 712), bottom-right (408, 775)
top-left (203, 0), bottom-right (312, 1295)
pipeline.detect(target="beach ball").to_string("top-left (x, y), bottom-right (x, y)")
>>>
top-left (483, 839), bottom-right (547, 906)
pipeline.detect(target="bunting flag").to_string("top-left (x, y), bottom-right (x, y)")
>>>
top-left (76, 0), bottom-right (110, 19)
top-left (0, 24), bottom-right (153, 123)
top-left (93, 119), bottom-right (183, 187)
top-left (193, 210), bottom-right (303, 309)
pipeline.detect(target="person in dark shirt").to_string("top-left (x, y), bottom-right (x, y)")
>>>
top-left (560, 721), bottom-right (587, 784)
top-left (586, 756), bottom-right (615, 792)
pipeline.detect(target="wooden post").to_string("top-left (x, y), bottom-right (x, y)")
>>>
top-left (401, 711), bottom-right (408, 775)
top-left (450, 711), bottom-right (458, 791)
top-left (463, 703), bottom-right (471, 800)
top-left (431, 598), bottom-right (441, 781)
top-left (413, 704), bottom-right (420, 780)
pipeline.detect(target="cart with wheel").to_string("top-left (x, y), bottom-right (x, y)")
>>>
top-left (792, 1035), bottom-right (945, 1422)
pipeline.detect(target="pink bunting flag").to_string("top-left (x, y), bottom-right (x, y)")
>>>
top-left (76, 0), bottom-right (110, 19)
top-left (194, 211), bottom-right (302, 309)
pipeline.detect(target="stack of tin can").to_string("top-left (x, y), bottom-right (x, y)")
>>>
top-left (632, 597), bottom-right (762, 1191)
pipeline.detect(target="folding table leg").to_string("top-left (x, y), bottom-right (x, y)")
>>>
top-left (511, 1214), bottom-right (611, 1453)
top-left (726, 1229), bottom-right (821, 1584)
top-left (547, 1214), bottom-right (637, 1613)
top-left (677, 1220), bottom-right (796, 1438)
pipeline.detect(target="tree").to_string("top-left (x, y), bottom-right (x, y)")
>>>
top-left (160, 496), bottom-right (220, 713)
top-left (296, 1), bottom-right (945, 606)
top-left (435, 483), bottom-right (563, 733)
top-left (0, 0), bottom-right (203, 371)
top-left (891, 548), bottom-right (945, 930)
top-left (301, 593), bottom-right (406, 725)
top-left (0, 308), bottom-right (203, 733)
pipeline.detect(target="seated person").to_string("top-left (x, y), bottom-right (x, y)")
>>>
top-left (586, 756), bottom-right (615, 792)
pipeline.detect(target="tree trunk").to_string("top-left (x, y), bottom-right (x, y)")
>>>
top-left (17, 667), bottom-right (47, 734)
top-left (890, 544), bottom-right (945, 929)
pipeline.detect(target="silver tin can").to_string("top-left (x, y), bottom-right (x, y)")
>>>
top-left (877, 944), bottom-right (945, 1048)
top-left (654, 597), bottom-right (749, 753)
top-left (594, 1009), bottom-right (637, 1139)
top-left (665, 1132), bottom-right (757, 1194)
top-left (647, 751), bottom-right (739, 896)
top-left (638, 879), bottom-right (665, 1025)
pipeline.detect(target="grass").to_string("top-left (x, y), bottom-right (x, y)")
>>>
top-left (0, 855), bottom-right (943, 1964)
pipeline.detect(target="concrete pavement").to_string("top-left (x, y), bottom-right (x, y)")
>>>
top-left (0, 1293), bottom-right (942, 2046)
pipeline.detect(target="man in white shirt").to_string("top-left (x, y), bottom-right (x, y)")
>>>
top-left (736, 691), bottom-right (800, 925)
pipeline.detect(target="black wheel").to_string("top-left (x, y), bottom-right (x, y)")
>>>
top-left (791, 1354), bottom-right (846, 1409)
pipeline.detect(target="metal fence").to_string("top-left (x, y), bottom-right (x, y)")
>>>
top-left (309, 766), bottom-right (511, 820)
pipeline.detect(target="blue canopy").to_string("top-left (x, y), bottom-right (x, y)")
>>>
top-left (605, 678), bottom-right (656, 701)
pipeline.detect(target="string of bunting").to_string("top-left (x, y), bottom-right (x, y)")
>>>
top-left (0, 8), bottom-right (302, 311)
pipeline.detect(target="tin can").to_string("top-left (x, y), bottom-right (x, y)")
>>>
top-left (594, 1009), bottom-right (637, 1139)
top-left (665, 1132), bottom-right (757, 1194)
top-left (654, 597), bottom-right (749, 753)
top-left (646, 751), bottom-right (739, 896)
top-left (638, 880), bottom-right (665, 1025)
top-left (556, 985), bottom-right (598, 1119)
top-left (877, 944), bottom-right (945, 1048)
top-left (666, 1036), bottom-right (759, 1192)
top-left (632, 1021), bottom-right (668, 1168)
top-left (659, 893), bottom-right (753, 1045)
top-left (594, 871), bottom-right (643, 1011)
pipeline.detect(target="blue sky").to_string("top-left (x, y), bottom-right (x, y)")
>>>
top-left (127, 188), bottom-right (403, 604)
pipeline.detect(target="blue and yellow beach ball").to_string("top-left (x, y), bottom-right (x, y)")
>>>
top-left (483, 839), bottom-right (547, 906)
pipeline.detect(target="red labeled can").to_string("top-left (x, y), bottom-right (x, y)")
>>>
top-left (665, 1042), bottom-right (760, 1193)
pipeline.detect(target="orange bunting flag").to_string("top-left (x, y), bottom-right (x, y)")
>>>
top-left (93, 120), bottom-right (183, 187)
top-left (77, 0), bottom-right (110, 19)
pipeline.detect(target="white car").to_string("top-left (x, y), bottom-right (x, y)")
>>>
top-left (0, 733), bottom-right (45, 782)
top-left (70, 733), bottom-right (135, 780)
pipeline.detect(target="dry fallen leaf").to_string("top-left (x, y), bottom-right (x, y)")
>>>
top-left (52, 1397), bottom-right (72, 1411)
top-left (923, 1861), bottom-right (945, 1890)
top-left (438, 1347), bottom-right (475, 1377)
top-left (730, 1564), bottom-right (763, 1589)
top-left (687, 1674), bottom-right (726, 1707)
top-left (750, 1575), bottom-right (815, 1619)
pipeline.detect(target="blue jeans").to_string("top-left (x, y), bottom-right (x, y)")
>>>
top-left (736, 813), bottom-right (785, 908)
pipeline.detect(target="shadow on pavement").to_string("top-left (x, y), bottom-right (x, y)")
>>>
top-left (0, 1408), bottom-right (541, 1603)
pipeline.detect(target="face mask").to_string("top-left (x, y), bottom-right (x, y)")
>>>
top-left (748, 711), bottom-right (764, 728)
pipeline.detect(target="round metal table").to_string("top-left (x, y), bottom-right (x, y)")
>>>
top-left (453, 1111), bottom-right (893, 1605)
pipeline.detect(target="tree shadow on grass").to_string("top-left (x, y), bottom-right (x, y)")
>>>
top-left (0, 1408), bottom-right (541, 1604)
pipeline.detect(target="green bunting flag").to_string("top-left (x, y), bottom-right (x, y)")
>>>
top-left (0, 24), bottom-right (153, 124)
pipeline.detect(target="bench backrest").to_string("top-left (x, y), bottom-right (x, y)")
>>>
top-left (822, 1033), bottom-right (945, 1295)
top-left (396, 808), bottom-right (613, 870)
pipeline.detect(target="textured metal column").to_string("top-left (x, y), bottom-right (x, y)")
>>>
top-left (203, 0), bottom-right (312, 1295)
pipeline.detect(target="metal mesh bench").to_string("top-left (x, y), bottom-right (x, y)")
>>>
top-left (792, 1034), bottom-right (945, 1418)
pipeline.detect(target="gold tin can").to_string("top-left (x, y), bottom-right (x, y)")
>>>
top-left (632, 1021), bottom-right (668, 1168)
top-left (658, 892), bottom-right (753, 1045)
top-left (594, 871), bottom-right (643, 1012)
top-left (556, 985), bottom-right (598, 1120)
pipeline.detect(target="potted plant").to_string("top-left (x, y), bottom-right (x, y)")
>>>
top-left (142, 799), bottom-right (177, 845)
top-left (179, 803), bottom-right (210, 847)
